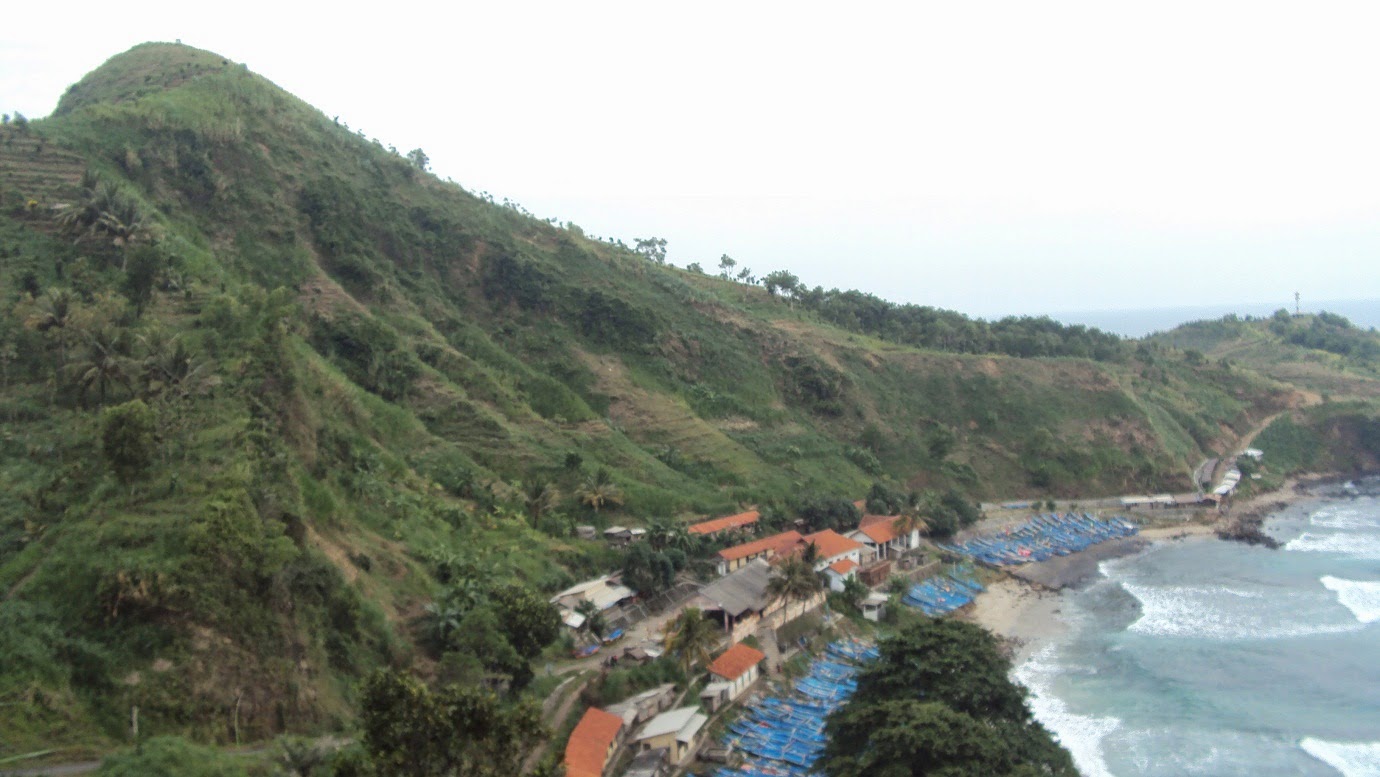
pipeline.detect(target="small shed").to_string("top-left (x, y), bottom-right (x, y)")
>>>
top-left (861, 591), bottom-right (889, 622)
top-left (633, 706), bottom-right (708, 766)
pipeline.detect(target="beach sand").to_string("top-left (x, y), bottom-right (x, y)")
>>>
top-left (964, 475), bottom-right (1329, 652)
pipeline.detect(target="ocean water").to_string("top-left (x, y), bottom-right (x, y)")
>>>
top-left (1014, 491), bottom-right (1380, 776)
top-left (1041, 298), bottom-right (1380, 339)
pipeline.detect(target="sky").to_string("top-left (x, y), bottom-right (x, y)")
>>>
top-left (4, 1), bottom-right (1380, 320)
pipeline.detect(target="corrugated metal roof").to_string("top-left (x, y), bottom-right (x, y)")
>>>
top-left (698, 559), bottom-right (773, 616)
top-left (636, 706), bottom-right (702, 741)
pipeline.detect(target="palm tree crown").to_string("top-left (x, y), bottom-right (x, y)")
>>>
top-left (662, 607), bottom-right (719, 675)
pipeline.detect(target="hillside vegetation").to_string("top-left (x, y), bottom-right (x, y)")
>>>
top-left (0, 42), bottom-right (1365, 757)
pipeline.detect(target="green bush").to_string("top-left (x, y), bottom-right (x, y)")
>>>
top-left (97, 736), bottom-right (248, 777)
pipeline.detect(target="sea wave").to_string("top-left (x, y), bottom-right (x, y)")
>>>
top-left (1321, 576), bottom-right (1380, 624)
top-left (1123, 582), bottom-right (1361, 640)
top-left (1311, 505), bottom-right (1380, 532)
top-left (1300, 737), bottom-right (1380, 777)
top-left (1284, 531), bottom-right (1380, 560)
top-left (1014, 644), bottom-right (1120, 777)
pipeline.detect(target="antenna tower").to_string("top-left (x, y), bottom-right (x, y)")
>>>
top-left (1295, 292), bottom-right (1301, 316)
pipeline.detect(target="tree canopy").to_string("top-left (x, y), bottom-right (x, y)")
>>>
top-left (822, 619), bottom-right (1075, 777)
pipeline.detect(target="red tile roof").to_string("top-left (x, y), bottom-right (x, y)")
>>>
top-left (828, 559), bottom-right (858, 575)
top-left (859, 517), bottom-right (901, 544)
top-left (717, 531), bottom-right (803, 562)
top-left (564, 707), bottom-right (623, 777)
top-left (859, 513), bottom-right (898, 529)
top-left (707, 642), bottom-right (766, 681)
top-left (804, 529), bottom-right (863, 560)
top-left (689, 510), bottom-right (760, 536)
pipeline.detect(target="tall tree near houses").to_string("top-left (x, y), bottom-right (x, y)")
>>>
top-left (768, 555), bottom-right (823, 620)
top-left (662, 607), bottom-right (719, 675)
top-left (576, 469), bottom-right (623, 514)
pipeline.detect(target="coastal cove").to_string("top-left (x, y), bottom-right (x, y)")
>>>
top-left (971, 480), bottom-right (1380, 777)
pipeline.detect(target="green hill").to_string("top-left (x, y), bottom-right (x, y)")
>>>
top-left (0, 42), bottom-right (1363, 756)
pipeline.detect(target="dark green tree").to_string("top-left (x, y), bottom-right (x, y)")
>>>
top-left (101, 399), bottom-right (156, 483)
top-left (487, 584), bottom-right (561, 664)
top-left (823, 619), bottom-right (1075, 777)
top-left (794, 494), bottom-right (860, 533)
top-left (361, 670), bottom-right (543, 777)
top-left (763, 269), bottom-right (800, 297)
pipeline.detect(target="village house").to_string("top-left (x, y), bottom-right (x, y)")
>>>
top-left (823, 558), bottom-right (858, 592)
top-left (687, 509), bottom-right (760, 538)
top-left (632, 706), bottom-right (709, 767)
top-left (550, 575), bottom-right (637, 630)
top-left (564, 707), bottom-right (624, 777)
top-left (700, 642), bottom-right (766, 712)
top-left (603, 526), bottom-right (646, 546)
top-left (606, 684), bottom-right (677, 727)
top-left (714, 530), bottom-right (803, 576)
top-left (693, 559), bottom-right (783, 643)
top-left (846, 515), bottom-right (922, 562)
top-left (801, 529), bottom-right (863, 572)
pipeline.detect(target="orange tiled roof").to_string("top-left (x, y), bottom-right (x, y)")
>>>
top-left (828, 559), bottom-right (859, 575)
top-left (707, 642), bottom-right (766, 681)
top-left (689, 510), bottom-right (760, 536)
top-left (717, 531), bottom-right (803, 562)
top-left (859, 513), bottom-right (897, 529)
top-left (804, 529), bottom-right (863, 560)
top-left (859, 517), bottom-right (901, 544)
top-left (564, 707), bottom-right (623, 777)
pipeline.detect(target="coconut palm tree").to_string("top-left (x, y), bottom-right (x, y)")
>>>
top-left (522, 480), bottom-right (560, 526)
top-left (68, 327), bottom-right (133, 407)
top-left (768, 556), bottom-right (824, 620)
top-left (25, 288), bottom-right (78, 369)
top-left (894, 496), bottom-right (929, 549)
top-left (576, 469), bottom-right (623, 513)
top-left (662, 607), bottom-right (719, 675)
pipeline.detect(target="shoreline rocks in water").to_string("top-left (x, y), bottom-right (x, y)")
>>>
top-left (1007, 535), bottom-right (1150, 590)
top-left (1215, 500), bottom-right (1287, 549)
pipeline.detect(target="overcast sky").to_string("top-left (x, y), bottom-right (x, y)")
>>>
top-left (5, 1), bottom-right (1379, 320)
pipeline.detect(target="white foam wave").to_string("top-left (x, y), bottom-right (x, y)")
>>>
top-left (1311, 505), bottom-right (1380, 531)
top-left (1284, 532), bottom-right (1380, 561)
top-left (1321, 576), bottom-right (1380, 624)
top-left (1124, 582), bottom-right (1362, 640)
top-left (1014, 645), bottom-right (1120, 777)
top-left (1300, 737), bottom-right (1380, 777)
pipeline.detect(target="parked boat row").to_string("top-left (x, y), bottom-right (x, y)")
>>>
top-left (940, 512), bottom-right (1138, 566)
top-left (712, 640), bottom-right (876, 777)
top-left (902, 568), bottom-right (984, 616)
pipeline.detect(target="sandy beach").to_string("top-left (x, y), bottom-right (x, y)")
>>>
top-left (964, 475), bottom-right (1331, 652)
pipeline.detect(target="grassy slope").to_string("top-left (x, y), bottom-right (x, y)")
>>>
top-left (0, 42), bottom-right (1313, 753)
